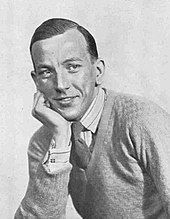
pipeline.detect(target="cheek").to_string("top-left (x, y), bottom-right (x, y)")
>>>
top-left (73, 79), bottom-right (93, 98)
top-left (37, 80), bottom-right (54, 96)
top-left (75, 70), bottom-right (96, 94)
top-left (83, 75), bottom-right (96, 95)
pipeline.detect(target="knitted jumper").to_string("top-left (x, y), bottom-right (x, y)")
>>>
top-left (15, 90), bottom-right (170, 219)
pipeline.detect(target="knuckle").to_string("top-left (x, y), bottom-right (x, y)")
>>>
top-left (33, 104), bottom-right (44, 116)
top-left (31, 109), bottom-right (36, 117)
top-left (34, 106), bottom-right (40, 115)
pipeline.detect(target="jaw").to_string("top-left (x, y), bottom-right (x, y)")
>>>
top-left (49, 86), bottom-right (99, 121)
top-left (50, 98), bottom-right (91, 121)
top-left (54, 107), bottom-right (84, 122)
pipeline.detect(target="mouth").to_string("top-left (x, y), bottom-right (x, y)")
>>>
top-left (53, 96), bottom-right (78, 105)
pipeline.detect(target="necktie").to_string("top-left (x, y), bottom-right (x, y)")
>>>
top-left (71, 122), bottom-right (92, 169)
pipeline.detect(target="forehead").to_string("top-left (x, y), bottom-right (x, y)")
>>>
top-left (31, 29), bottom-right (89, 62)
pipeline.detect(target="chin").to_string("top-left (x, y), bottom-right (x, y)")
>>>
top-left (51, 101), bottom-right (88, 121)
top-left (61, 112), bottom-right (82, 121)
top-left (59, 108), bottom-right (85, 122)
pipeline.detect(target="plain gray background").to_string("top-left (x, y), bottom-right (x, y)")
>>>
top-left (1, 0), bottom-right (170, 218)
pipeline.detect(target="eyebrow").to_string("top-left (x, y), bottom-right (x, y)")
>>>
top-left (36, 64), bottom-right (53, 70)
top-left (36, 57), bottom-right (83, 70)
top-left (62, 57), bottom-right (83, 64)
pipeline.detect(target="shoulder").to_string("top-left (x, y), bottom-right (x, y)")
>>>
top-left (106, 89), bottom-right (170, 126)
top-left (106, 90), bottom-right (170, 163)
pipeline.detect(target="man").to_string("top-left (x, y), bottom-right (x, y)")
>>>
top-left (15, 18), bottom-right (170, 219)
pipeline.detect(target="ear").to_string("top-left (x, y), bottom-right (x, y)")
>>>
top-left (95, 58), bottom-right (105, 86)
top-left (31, 70), bottom-right (39, 89)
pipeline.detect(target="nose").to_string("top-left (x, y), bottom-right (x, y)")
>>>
top-left (53, 69), bottom-right (70, 91)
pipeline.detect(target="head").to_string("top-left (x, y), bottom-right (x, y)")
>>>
top-left (31, 18), bottom-right (105, 121)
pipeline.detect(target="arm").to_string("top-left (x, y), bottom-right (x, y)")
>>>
top-left (145, 116), bottom-right (170, 217)
top-left (15, 92), bottom-right (72, 218)
top-left (129, 102), bottom-right (170, 217)
top-left (15, 127), bottom-right (72, 219)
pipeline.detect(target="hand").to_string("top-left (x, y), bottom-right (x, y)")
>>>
top-left (32, 91), bottom-right (71, 148)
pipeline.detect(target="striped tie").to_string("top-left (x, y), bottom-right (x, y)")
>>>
top-left (71, 122), bottom-right (91, 169)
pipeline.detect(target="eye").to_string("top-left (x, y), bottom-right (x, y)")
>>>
top-left (38, 70), bottom-right (53, 78)
top-left (66, 64), bottom-right (81, 73)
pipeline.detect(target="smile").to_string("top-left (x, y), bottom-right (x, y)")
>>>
top-left (54, 96), bottom-right (77, 105)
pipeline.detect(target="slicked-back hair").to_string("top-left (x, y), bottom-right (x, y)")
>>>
top-left (30, 18), bottom-right (98, 62)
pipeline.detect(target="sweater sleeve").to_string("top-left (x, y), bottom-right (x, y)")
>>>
top-left (14, 126), bottom-right (72, 219)
top-left (128, 101), bottom-right (170, 217)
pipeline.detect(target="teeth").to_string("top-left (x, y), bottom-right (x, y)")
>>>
top-left (59, 97), bottom-right (72, 102)
top-left (56, 97), bottom-right (75, 102)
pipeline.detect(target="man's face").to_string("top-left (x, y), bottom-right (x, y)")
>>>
top-left (31, 29), bottom-right (103, 121)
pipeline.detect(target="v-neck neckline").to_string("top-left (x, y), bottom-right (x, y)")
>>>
top-left (86, 89), bottom-right (116, 171)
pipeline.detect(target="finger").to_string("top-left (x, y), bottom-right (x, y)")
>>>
top-left (37, 93), bottom-right (47, 107)
top-left (37, 94), bottom-right (51, 108)
top-left (33, 93), bottom-right (49, 115)
top-left (32, 105), bottom-right (57, 130)
top-left (33, 90), bottom-right (42, 108)
top-left (44, 99), bottom-right (51, 108)
top-left (32, 108), bottom-right (51, 128)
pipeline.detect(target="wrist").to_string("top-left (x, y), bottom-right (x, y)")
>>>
top-left (52, 122), bottom-right (71, 149)
top-left (53, 135), bottom-right (71, 149)
top-left (52, 125), bottom-right (71, 149)
top-left (53, 121), bottom-right (70, 136)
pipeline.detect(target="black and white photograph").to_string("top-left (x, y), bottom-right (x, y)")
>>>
top-left (1, 0), bottom-right (170, 218)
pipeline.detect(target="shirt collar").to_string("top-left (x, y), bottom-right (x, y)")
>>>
top-left (80, 87), bottom-right (105, 133)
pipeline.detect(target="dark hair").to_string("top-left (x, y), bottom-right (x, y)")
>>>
top-left (30, 18), bottom-right (98, 61)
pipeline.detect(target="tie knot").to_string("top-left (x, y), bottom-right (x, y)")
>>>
top-left (71, 122), bottom-right (84, 139)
